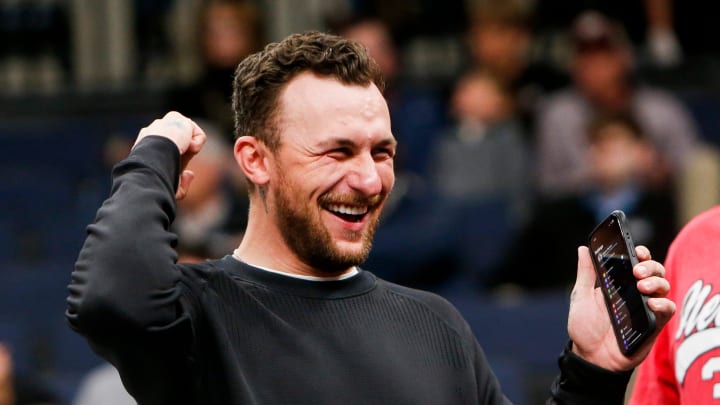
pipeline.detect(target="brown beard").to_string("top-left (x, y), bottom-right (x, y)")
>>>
top-left (272, 170), bottom-right (384, 274)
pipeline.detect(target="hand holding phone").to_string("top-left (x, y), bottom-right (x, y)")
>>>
top-left (588, 210), bottom-right (656, 356)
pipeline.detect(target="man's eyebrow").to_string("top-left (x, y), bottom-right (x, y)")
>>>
top-left (320, 138), bottom-right (356, 149)
top-left (317, 136), bottom-right (397, 149)
top-left (376, 137), bottom-right (398, 148)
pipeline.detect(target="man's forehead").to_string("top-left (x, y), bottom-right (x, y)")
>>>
top-left (282, 72), bottom-right (383, 103)
top-left (277, 75), bottom-right (387, 123)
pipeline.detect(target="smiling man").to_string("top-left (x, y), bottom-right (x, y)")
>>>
top-left (66, 31), bottom-right (675, 404)
top-left (232, 71), bottom-right (395, 275)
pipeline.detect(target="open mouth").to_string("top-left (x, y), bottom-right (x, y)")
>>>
top-left (324, 203), bottom-right (368, 223)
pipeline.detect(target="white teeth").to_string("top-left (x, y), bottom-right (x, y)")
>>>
top-left (327, 204), bottom-right (367, 216)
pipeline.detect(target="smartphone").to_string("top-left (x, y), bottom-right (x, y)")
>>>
top-left (588, 210), bottom-right (656, 356)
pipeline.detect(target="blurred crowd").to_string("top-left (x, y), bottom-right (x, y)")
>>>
top-left (2, 0), bottom-right (720, 404)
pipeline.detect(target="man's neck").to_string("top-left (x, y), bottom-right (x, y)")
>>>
top-left (231, 249), bottom-right (358, 281)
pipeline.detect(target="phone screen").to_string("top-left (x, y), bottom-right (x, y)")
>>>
top-left (589, 210), bottom-right (655, 355)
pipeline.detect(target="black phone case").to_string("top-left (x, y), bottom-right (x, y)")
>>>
top-left (588, 210), bottom-right (657, 356)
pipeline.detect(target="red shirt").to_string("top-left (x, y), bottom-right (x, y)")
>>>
top-left (630, 206), bottom-right (720, 404)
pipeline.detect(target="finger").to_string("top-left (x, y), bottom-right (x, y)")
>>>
top-left (647, 297), bottom-right (676, 328)
top-left (188, 120), bottom-right (207, 154)
top-left (162, 112), bottom-right (193, 139)
top-left (164, 110), bottom-right (186, 120)
top-left (574, 246), bottom-right (597, 291)
top-left (164, 114), bottom-right (191, 136)
top-left (179, 123), bottom-right (204, 170)
top-left (634, 260), bottom-right (665, 280)
top-left (637, 276), bottom-right (671, 297)
top-left (176, 169), bottom-right (195, 200)
top-left (635, 245), bottom-right (651, 261)
top-left (136, 112), bottom-right (193, 154)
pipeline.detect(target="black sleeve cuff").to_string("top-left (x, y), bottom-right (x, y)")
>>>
top-left (123, 135), bottom-right (181, 193)
top-left (548, 341), bottom-right (633, 405)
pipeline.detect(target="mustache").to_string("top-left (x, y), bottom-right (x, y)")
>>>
top-left (318, 192), bottom-right (384, 208)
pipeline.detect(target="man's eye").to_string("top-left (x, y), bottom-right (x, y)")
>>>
top-left (327, 148), bottom-right (352, 159)
top-left (373, 148), bottom-right (395, 160)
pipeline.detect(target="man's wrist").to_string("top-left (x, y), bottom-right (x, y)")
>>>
top-left (550, 341), bottom-right (633, 404)
top-left (124, 135), bottom-right (182, 194)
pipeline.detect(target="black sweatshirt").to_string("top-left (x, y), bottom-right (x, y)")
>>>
top-left (66, 136), bottom-right (632, 404)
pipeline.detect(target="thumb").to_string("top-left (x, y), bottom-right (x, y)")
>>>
top-left (187, 120), bottom-right (207, 154)
top-left (574, 246), bottom-right (598, 291)
top-left (176, 169), bottom-right (195, 201)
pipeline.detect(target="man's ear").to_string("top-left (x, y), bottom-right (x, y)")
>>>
top-left (234, 136), bottom-right (270, 186)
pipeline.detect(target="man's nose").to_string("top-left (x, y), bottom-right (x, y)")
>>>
top-left (346, 154), bottom-right (383, 196)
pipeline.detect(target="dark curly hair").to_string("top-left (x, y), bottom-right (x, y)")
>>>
top-left (232, 31), bottom-right (385, 150)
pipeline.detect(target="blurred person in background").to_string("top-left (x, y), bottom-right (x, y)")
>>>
top-left (169, 0), bottom-right (265, 139)
top-left (365, 68), bottom-right (531, 291)
top-left (532, 0), bottom-right (683, 70)
top-left (491, 112), bottom-right (677, 291)
top-left (428, 68), bottom-right (532, 227)
top-left (465, 0), bottom-right (568, 137)
top-left (535, 10), bottom-right (699, 197)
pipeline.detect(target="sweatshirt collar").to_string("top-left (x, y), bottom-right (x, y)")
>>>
top-left (218, 255), bottom-right (377, 299)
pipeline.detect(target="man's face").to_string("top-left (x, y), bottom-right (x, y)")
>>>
top-left (204, 3), bottom-right (254, 68)
top-left (470, 23), bottom-right (530, 77)
top-left (573, 46), bottom-right (629, 102)
top-left (589, 123), bottom-right (645, 189)
top-left (266, 72), bottom-right (396, 273)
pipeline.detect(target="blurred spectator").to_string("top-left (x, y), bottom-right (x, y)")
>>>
top-left (427, 68), bottom-right (532, 226)
top-left (465, 0), bottom-right (568, 136)
top-left (532, 0), bottom-right (682, 70)
top-left (0, 344), bottom-right (59, 405)
top-left (346, 0), bottom-right (468, 88)
top-left (350, 0), bottom-right (468, 47)
top-left (173, 121), bottom-right (248, 262)
top-left (536, 11), bottom-right (699, 196)
top-left (168, 0), bottom-right (265, 139)
top-left (490, 112), bottom-right (677, 291)
top-left (363, 69), bottom-right (529, 292)
top-left (73, 363), bottom-right (135, 405)
top-left (334, 15), bottom-right (447, 178)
